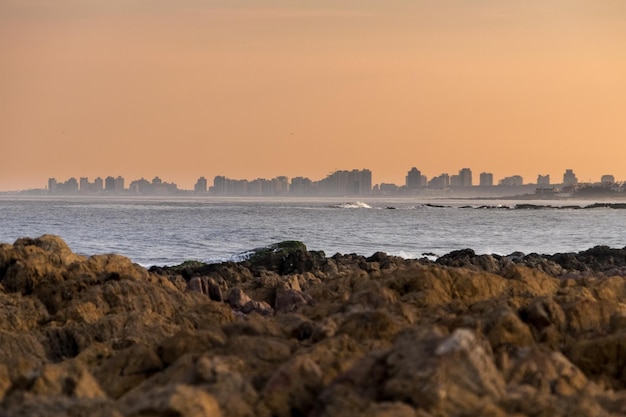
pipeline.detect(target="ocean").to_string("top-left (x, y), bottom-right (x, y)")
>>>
top-left (1, 196), bottom-right (625, 267)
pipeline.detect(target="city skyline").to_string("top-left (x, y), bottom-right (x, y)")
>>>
top-left (2, 2), bottom-right (626, 192)
top-left (33, 166), bottom-right (625, 197)
top-left (4, 166), bottom-right (625, 193)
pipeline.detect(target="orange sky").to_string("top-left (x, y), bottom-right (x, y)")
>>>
top-left (1, 1), bottom-right (626, 191)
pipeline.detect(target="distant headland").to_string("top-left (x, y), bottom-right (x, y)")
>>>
top-left (4, 167), bottom-right (626, 199)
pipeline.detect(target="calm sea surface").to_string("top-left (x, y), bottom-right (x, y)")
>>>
top-left (1, 196), bottom-right (626, 266)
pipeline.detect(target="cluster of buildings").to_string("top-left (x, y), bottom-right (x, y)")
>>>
top-left (207, 169), bottom-right (372, 197)
top-left (48, 176), bottom-right (179, 196)
top-left (45, 167), bottom-right (623, 197)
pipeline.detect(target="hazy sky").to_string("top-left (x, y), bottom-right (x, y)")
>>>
top-left (2, 0), bottom-right (626, 191)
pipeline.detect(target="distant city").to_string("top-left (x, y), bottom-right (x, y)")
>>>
top-left (11, 168), bottom-right (626, 198)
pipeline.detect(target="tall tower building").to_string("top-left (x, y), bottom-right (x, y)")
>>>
top-left (479, 172), bottom-right (493, 187)
top-left (194, 177), bottom-right (208, 193)
top-left (105, 176), bottom-right (116, 192)
top-left (537, 175), bottom-right (550, 185)
top-left (94, 177), bottom-right (104, 191)
top-left (459, 168), bottom-right (472, 187)
top-left (79, 177), bottom-right (90, 192)
top-left (563, 169), bottom-right (578, 186)
top-left (406, 167), bottom-right (422, 190)
top-left (48, 178), bottom-right (57, 192)
top-left (114, 176), bottom-right (125, 192)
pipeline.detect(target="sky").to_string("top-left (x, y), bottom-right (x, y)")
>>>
top-left (2, 0), bottom-right (626, 191)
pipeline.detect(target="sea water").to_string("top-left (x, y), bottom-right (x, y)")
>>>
top-left (1, 196), bottom-right (626, 267)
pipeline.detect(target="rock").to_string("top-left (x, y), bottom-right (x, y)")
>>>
top-left (569, 333), bottom-right (626, 389)
top-left (93, 343), bottom-right (164, 399)
top-left (484, 307), bottom-right (535, 350)
top-left (227, 287), bottom-right (252, 309)
top-left (274, 288), bottom-right (312, 313)
top-left (121, 384), bottom-right (222, 417)
top-left (246, 241), bottom-right (328, 275)
top-left (157, 328), bottom-right (227, 366)
top-left (504, 348), bottom-right (589, 397)
top-left (242, 300), bottom-right (274, 316)
top-left (22, 361), bottom-right (106, 399)
top-left (6, 235), bottom-right (626, 416)
top-left (187, 276), bottom-right (223, 301)
top-left (0, 365), bottom-right (10, 400)
top-left (383, 327), bottom-right (506, 415)
top-left (610, 312), bottom-right (626, 333)
top-left (337, 310), bottom-right (400, 344)
top-left (259, 355), bottom-right (324, 417)
top-left (0, 396), bottom-right (123, 417)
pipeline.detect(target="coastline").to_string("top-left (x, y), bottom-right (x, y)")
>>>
top-left (2, 235), bottom-right (626, 415)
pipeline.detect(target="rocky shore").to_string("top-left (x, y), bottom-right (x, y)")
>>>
top-left (2, 236), bottom-right (626, 416)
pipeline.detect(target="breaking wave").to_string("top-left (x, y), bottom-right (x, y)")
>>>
top-left (334, 201), bottom-right (373, 209)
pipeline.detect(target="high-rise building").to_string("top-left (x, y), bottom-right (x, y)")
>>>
top-left (428, 174), bottom-right (450, 189)
top-left (94, 177), bottom-right (104, 191)
top-left (601, 175), bottom-right (615, 184)
top-left (499, 175), bottom-right (524, 186)
top-left (194, 177), bottom-right (208, 193)
top-left (317, 169), bottom-right (371, 196)
top-left (459, 168), bottom-right (472, 187)
top-left (272, 176), bottom-right (289, 195)
top-left (105, 176), bottom-right (116, 192)
top-left (479, 172), bottom-right (493, 187)
top-left (79, 177), bottom-right (90, 191)
top-left (290, 177), bottom-right (313, 195)
top-left (65, 177), bottom-right (79, 192)
top-left (537, 175), bottom-right (550, 185)
top-left (406, 167), bottom-right (422, 190)
top-left (359, 169), bottom-right (372, 195)
top-left (129, 178), bottom-right (151, 194)
top-left (114, 176), bottom-right (125, 192)
top-left (48, 178), bottom-right (57, 192)
top-left (563, 169), bottom-right (578, 186)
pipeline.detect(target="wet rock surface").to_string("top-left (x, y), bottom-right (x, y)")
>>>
top-left (3, 235), bottom-right (626, 415)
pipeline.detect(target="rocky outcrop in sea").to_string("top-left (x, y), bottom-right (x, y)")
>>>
top-left (2, 235), bottom-right (626, 416)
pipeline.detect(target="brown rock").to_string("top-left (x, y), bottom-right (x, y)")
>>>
top-left (121, 384), bottom-right (222, 417)
top-left (505, 347), bottom-right (589, 396)
top-left (383, 327), bottom-right (506, 416)
top-left (485, 307), bottom-right (535, 350)
top-left (94, 343), bottom-right (164, 399)
top-left (228, 288), bottom-right (252, 309)
top-left (157, 329), bottom-right (227, 366)
top-left (242, 300), bottom-right (274, 316)
top-left (188, 276), bottom-right (224, 302)
top-left (259, 355), bottom-right (323, 417)
top-left (275, 288), bottom-right (312, 313)
top-left (569, 333), bottom-right (626, 389)
top-left (27, 361), bottom-right (105, 398)
top-left (0, 396), bottom-right (123, 417)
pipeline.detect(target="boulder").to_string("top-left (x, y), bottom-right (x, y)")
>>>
top-left (121, 384), bottom-right (222, 417)
top-left (4, 235), bottom-right (626, 416)
top-left (383, 327), bottom-right (506, 415)
top-left (275, 288), bottom-right (312, 313)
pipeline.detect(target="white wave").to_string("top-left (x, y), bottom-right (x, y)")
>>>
top-left (388, 250), bottom-right (438, 260)
top-left (335, 201), bottom-right (373, 209)
top-left (225, 250), bottom-right (255, 263)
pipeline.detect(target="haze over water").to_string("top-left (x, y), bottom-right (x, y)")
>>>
top-left (2, 197), bottom-right (625, 266)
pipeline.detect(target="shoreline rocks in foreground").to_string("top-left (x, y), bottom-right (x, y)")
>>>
top-left (2, 236), bottom-right (626, 416)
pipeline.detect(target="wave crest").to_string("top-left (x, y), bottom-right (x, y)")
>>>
top-left (334, 201), bottom-right (373, 209)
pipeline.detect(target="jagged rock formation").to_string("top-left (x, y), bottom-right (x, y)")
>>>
top-left (2, 235), bottom-right (626, 415)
